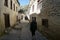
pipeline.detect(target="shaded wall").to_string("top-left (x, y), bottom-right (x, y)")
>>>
top-left (39, 0), bottom-right (60, 39)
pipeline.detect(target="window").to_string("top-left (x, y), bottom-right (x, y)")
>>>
top-left (32, 5), bottom-right (34, 12)
top-left (4, 0), bottom-right (8, 7)
top-left (10, 0), bottom-right (12, 9)
top-left (42, 19), bottom-right (48, 28)
top-left (14, 4), bottom-right (15, 11)
top-left (16, 7), bottom-right (17, 12)
top-left (38, 0), bottom-right (40, 2)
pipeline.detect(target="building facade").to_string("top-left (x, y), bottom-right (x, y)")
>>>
top-left (39, 0), bottom-right (60, 39)
top-left (18, 13), bottom-right (26, 22)
top-left (29, 0), bottom-right (41, 15)
top-left (35, 0), bottom-right (60, 40)
top-left (29, 0), bottom-right (42, 24)
top-left (0, 0), bottom-right (20, 35)
top-left (29, 0), bottom-right (60, 39)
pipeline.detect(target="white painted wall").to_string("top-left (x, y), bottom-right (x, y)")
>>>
top-left (29, 0), bottom-right (42, 15)
top-left (28, 0), bottom-right (42, 19)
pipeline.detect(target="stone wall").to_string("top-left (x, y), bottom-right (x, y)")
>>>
top-left (0, 0), bottom-right (20, 36)
top-left (39, 0), bottom-right (60, 39)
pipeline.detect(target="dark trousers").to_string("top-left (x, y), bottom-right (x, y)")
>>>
top-left (31, 31), bottom-right (35, 36)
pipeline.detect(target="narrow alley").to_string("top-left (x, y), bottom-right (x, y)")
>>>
top-left (0, 20), bottom-right (48, 40)
top-left (0, 0), bottom-right (60, 40)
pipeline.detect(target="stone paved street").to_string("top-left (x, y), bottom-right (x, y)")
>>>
top-left (0, 21), bottom-right (48, 40)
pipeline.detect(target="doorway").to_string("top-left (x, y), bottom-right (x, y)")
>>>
top-left (4, 14), bottom-right (10, 28)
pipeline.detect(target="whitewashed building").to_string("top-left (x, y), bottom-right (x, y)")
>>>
top-left (29, 0), bottom-right (42, 15)
top-left (28, 0), bottom-right (42, 20)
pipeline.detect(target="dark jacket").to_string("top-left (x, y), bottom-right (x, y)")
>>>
top-left (30, 21), bottom-right (37, 32)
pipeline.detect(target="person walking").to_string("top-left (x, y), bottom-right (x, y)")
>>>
top-left (30, 17), bottom-right (37, 37)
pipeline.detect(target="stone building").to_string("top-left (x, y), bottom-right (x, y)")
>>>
top-left (18, 13), bottom-right (26, 22)
top-left (39, 0), bottom-right (60, 40)
top-left (0, 0), bottom-right (20, 35)
top-left (29, 0), bottom-right (60, 39)
top-left (28, 0), bottom-right (42, 23)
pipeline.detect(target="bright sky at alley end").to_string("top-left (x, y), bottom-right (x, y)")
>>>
top-left (18, 0), bottom-right (29, 6)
